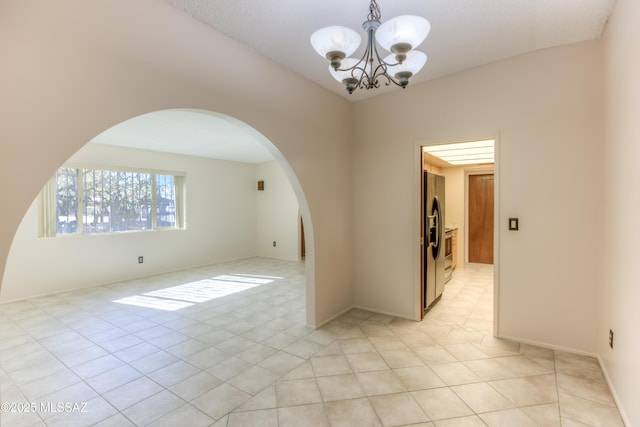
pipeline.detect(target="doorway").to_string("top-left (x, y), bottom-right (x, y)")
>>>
top-left (418, 138), bottom-right (499, 335)
top-left (468, 174), bottom-right (494, 264)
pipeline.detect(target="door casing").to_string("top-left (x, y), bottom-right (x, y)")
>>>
top-left (415, 136), bottom-right (500, 338)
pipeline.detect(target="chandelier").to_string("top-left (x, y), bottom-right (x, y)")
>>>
top-left (310, 0), bottom-right (430, 94)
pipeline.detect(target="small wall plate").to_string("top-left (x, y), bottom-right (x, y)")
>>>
top-left (508, 218), bottom-right (519, 231)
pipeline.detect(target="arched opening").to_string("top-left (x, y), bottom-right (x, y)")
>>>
top-left (0, 109), bottom-right (316, 325)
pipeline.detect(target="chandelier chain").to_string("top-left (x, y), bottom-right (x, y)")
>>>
top-left (367, 0), bottom-right (382, 22)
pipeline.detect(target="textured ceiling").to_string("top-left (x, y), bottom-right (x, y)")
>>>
top-left (164, 0), bottom-right (615, 101)
top-left (92, 1), bottom-right (616, 162)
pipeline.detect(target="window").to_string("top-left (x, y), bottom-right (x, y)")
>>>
top-left (155, 174), bottom-right (177, 229)
top-left (56, 167), bottom-right (78, 234)
top-left (40, 166), bottom-right (185, 237)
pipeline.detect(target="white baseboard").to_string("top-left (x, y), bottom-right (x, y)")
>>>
top-left (597, 355), bottom-right (631, 427)
top-left (310, 304), bottom-right (417, 330)
top-left (309, 305), bottom-right (355, 329)
top-left (305, 304), bottom-right (633, 425)
top-left (352, 305), bottom-right (416, 322)
top-left (497, 334), bottom-right (598, 357)
top-left (0, 255), bottom-right (273, 305)
top-left (499, 335), bottom-right (630, 425)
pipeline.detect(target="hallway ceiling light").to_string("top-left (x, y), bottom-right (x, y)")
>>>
top-left (310, 0), bottom-right (430, 94)
top-left (424, 140), bottom-right (495, 165)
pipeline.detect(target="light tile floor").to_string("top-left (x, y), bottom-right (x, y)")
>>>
top-left (0, 258), bottom-right (624, 426)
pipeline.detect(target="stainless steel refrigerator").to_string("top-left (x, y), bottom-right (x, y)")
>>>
top-left (424, 171), bottom-right (445, 312)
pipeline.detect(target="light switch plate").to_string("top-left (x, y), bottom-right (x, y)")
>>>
top-left (508, 218), bottom-right (519, 231)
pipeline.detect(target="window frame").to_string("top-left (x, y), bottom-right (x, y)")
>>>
top-left (41, 163), bottom-right (186, 238)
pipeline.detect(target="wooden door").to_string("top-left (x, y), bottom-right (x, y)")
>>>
top-left (468, 174), bottom-right (494, 264)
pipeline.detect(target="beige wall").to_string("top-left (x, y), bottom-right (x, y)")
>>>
top-left (0, 0), bottom-right (353, 327)
top-left (353, 41), bottom-right (603, 353)
top-left (601, 0), bottom-right (640, 424)
top-left (2, 2), bottom-right (637, 422)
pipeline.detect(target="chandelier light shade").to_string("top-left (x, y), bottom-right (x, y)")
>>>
top-left (329, 58), bottom-right (364, 83)
top-left (310, 0), bottom-right (430, 94)
top-left (328, 58), bottom-right (367, 93)
top-left (376, 15), bottom-right (431, 62)
top-left (310, 26), bottom-right (362, 69)
top-left (383, 51), bottom-right (428, 86)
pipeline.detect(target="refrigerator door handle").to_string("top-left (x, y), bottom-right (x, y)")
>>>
top-left (432, 196), bottom-right (442, 259)
top-left (427, 215), bottom-right (435, 247)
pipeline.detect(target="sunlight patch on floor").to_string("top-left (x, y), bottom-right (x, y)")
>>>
top-left (113, 274), bottom-right (279, 311)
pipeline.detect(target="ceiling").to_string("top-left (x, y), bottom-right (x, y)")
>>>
top-left (164, 0), bottom-right (615, 102)
top-left (90, 110), bottom-right (274, 163)
top-left (93, 1), bottom-right (615, 161)
top-left (424, 139), bottom-right (495, 167)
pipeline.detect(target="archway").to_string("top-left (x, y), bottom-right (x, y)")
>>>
top-left (0, 109), bottom-right (316, 325)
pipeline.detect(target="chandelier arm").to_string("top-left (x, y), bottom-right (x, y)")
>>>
top-left (372, 63), bottom-right (393, 87)
top-left (356, 67), bottom-right (373, 91)
top-left (362, 20), bottom-right (379, 89)
top-left (334, 55), bottom-right (370, 83)
top-left (370, 32), bottom-right (404, 88)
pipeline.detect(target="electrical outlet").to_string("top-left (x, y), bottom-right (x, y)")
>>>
top-left (273, 241), bottom-right (277, 247)
top-left (609, 329), bottom-right (614, 349)
top-left (138, 256), bottom-right (144, 264)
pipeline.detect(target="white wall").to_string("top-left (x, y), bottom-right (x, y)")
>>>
top-left (0, 0), bottom-right (354, 326)
top-left (256, 161), bottom-right (300, 261)
top-left (600, 0), bottom-right (640, 424)
top-left (353, 41), bottom-right (603, 353)
top-left (2, 148), bottom-right (300, 303)
top-left (1, 144), bottom-right (260, 302)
